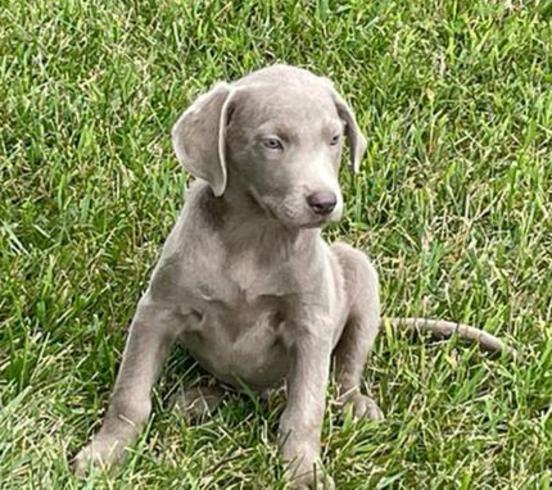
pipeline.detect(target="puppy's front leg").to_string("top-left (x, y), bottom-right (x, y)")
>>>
top-left (73, 294), bottom-right (181, 474)
top-left (279, 329), bottom-right (334, 489)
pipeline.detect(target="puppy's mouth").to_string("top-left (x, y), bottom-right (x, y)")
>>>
top-left (302, 212), bottom-right (340, 228)
top-left (247, 187), bottom-right (340, 229)
top-left (247, 186), bottom-right (280, 221)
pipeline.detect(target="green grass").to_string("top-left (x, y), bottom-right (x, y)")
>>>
top-left (1, 0), bottom-right (551, 488)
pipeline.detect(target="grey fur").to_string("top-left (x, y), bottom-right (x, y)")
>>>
top-left (73, 65), bottom-right (512, 488)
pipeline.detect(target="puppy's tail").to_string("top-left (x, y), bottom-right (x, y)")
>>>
top-left (386, 317), bottom-right (517, 358)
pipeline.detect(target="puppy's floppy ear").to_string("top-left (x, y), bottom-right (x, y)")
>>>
top-left (171, 82), bottom-right (234, 196)
top-left (324, 80), bottom-right (367, 173)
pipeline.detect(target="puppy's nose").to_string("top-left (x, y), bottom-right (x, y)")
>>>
top-left (307, 191), bottom-right (337, 215)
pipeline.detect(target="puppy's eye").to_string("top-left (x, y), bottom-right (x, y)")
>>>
top-left (262, 138), bottom-right (284, 151)
top-left (330, 134), bottom-right (341, 146)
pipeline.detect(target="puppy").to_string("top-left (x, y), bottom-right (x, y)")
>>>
top-left (74, 65), bottom-right (512, 488)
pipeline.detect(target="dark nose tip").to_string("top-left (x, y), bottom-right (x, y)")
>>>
top-left (307, 191), bottom-right (337, 215)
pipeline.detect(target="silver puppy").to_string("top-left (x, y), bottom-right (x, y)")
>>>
top-left (74, 65), bottom-right (511, 488)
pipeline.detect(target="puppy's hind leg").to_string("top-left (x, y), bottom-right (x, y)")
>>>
top-left (172, 384), bottom-right (226, 422)
top-left (331, 244), bottom-right (384, 421)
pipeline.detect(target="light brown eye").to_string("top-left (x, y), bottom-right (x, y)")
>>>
top-left (330, 134), bottom-right (341, 146)
top-left (262, 138), bottom-right (284, 151)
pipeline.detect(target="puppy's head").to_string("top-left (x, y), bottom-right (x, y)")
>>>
top-left (172, 65), bottom-right (366, 228)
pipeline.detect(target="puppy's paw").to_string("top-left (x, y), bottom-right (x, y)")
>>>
top-left (288, 469), bottom-right (335, 489)
top-left (338, 391), bottom-right (384, 421)
top-left (288, 470), bottom-right (335, 490)
top-left (350, 393), bottom-right (384, 421)
top-left (285, 460), bottom-right (335, 490)
top-left (71, 438), bottom-right (125, 476)
top-left (172, 385), bottom-right (225, 422)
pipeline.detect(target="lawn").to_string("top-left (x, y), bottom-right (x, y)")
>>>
top-left (1, 0), bottom-right (551, 488)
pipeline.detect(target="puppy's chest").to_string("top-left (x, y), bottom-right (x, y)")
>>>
top-left (196, 248), bottom-right (293, 308)
top-left (181, 252), bottom-right (294, 388)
